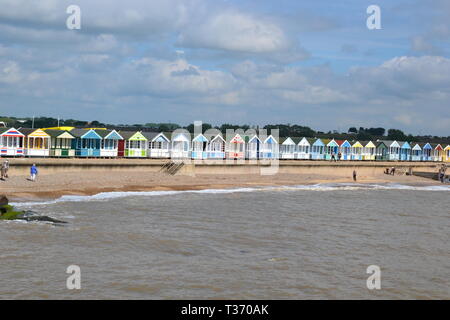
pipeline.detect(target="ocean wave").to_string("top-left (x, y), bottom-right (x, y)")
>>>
top-left (11, 183), bottom-right (450, 207)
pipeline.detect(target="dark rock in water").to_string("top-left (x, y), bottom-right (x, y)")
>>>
top-left (0, 195), bottom-right (8, 206)
top-left (16, 211), bottom-right (67, 224)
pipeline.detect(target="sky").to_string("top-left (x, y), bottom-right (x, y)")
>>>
top-left (0, 0), bottom-right (449, 135)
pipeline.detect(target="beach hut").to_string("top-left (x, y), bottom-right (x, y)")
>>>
top-left (171, 132), bottom-right (191, 159)
top-left (351, 141), bottom-right (364, 160)
top-left (191, 134), bottom-right (209, 159)
top-left (45, 129), bottom-right (76, 157)
top-left (400, 141), bottom-right (412, 161)
top-left (95, 129), bottom-right (123, 158)
top-left (420, 143), bottom-right (433, 161)
top-left (206, 134), bottom-right (226, 159)
top-left (20, 128), bottom-right (51, 157)
top-left (71, 129), bottom-right (102, 157)
top-left (296, 137), bottom-right (312, 160)
top-left (0, 128), bottom-right (25, 157)
top-left (361, 141), bottom-right (376, 160)
top-left (431, 144), bottom-right (444, 162)
top-left (324, 139), bottom-right (339, 160)
top-left (279, 137), bottom-right (297, 159)
top-left (118, 131), bottom-right (147, 158)
top-left (261, 135), bottom-right (279, 159)
top-left (311, 138), bottom-right (325, 160)
top-left (245, 135), bottom-right (261, 160)
top-left (226, 133), bottom-right (245, 159)
top-left (445, 145), bottom-right (450, 162)
top-left (381, 140), bottom-right (401, 160)
top-left (141, 132), bottom-right (170, 158)
top-left (375, 141), bottom-right (388, 161)
top-left (410, 143), bottom-right (422, 161)
top-left (338, 140), bottom-right (352, 160)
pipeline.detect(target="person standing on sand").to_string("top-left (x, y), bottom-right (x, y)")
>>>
top-left (0, 161), bottom-right (5, 181)
top-left (353, 170), bottom-right (357, 182)
top-left (30, 164), bottom-right (38, 182)
top-left (4, 159), bottom-right (9, 178)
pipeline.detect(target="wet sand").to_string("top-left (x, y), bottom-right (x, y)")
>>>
top-left (0, 166), bottom-right (442, 201)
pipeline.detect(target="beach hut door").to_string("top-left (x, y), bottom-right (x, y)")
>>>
top-left (118, 140), bottom-right (125, 157)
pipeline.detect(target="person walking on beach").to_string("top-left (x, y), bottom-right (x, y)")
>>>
top-left (353, 170), bottom-right (357, 182)
top-left (1, 160), bottom-right (8, 180)
top-left (3, 160), bottom-right (9, 178)
top-left (338, 152), bottom-right (342, 161)
top-left (0, 162), bottom-right (5, 181)
top-left (29, 164), bottom-right (38, 182)
top-left (331, 152), bottom-right (336, 162)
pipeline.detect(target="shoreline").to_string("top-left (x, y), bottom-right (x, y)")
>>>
top-left (1, 158), bottom-right (446, 202)
top-left (2, 171), bottom-right (446, 203)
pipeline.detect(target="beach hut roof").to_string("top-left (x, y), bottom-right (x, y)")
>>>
top-left (312, 138), bottom-right (325, 146)
top-left (380, 140), bottom-right (401, 148)
top-left (326, 139), bottom-right (339, 147)
top-left (352, 141), bottom-right (364, 148)
top-left (209, 134), bottom-right (225, 143)
top-left (0, 127), bottom-right (25, 137)
top-left (16, 128), bottom-right (36, 136)
top-left (280, 137), bottom-right (296, 145)
top-left (375, 141), bottom-right (387, 148)
top-left (339, 140), bottom-right (352, 147)
top-left (400, 141), bottom-right (411, 149)
top-left (118, 130), bottom-right (140, 140)
top-left (419, 142), bottom-right (432, 149)
top-left (44, 129), bottom-right (74, 139)
top-left (364, 141), bottom-right (376, 148)
top-left (263, 135), bottom-right (278, 144)
top-left (171, 132), bottom-right (191, 142)
top-left (432, 143), bottom-right (443, 150)
top-left (192, 133), bottom-right (209, 142)
top-left (142, 131), bottom-right (169, 142)
top-left (411, 143), bottom-right (422, 150)
top-left (444, 145), bottom-right (450, 150)
top-left (101, 129), bottom-right (123, 140)
top-left (245, 134), bottom-right (261, 143)
top-left (226, 133), bottom-right (244, 143)
top-left (71, 128), bottom-right (102, 139)
top-left (297, 137), bottom-right (311, 146)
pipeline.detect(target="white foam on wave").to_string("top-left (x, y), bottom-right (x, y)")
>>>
top-left (11, 183), bottom-right (450, 207)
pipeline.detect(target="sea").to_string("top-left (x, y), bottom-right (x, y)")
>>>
top-left (1, 183), bottom-right (449, 299)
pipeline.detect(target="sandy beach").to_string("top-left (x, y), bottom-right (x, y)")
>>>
top-left (0, 158), bottom-right (444, 201)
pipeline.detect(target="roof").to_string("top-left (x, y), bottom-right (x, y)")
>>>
top-left (118, 131), bottom-right (139, 140)
top-left (70, 128), bottom-right (91, 138)
top-left (227, 133), bottom-right (244, 143)
top-left (44, 129), bottom-right (75, 139)
top-left (141, 131), bottom-right (162, 141)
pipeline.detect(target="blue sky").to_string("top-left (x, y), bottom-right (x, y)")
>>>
top-left (0, 0), bottom-right (449, 135)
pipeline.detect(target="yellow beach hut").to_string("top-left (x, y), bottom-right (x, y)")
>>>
top-left (351, 141), bottom-right (364, 160)
top-left (445, 145), bottom-right (450, 162)
top-left (362, 141), bottom-right (376, 160)
top-left (20, 128), bottom-right (51, 157)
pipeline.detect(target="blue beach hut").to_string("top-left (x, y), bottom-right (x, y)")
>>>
top-left (311, 138), bottom-right (325, 160)
top-left (339, 140), bottom-right (352, 160)
top-left (420, 143), bottom-right (433, 161)
top-left (71, 129), bottom-right (102, 157)
top-left (400, 141), bottom-right (412, 161)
